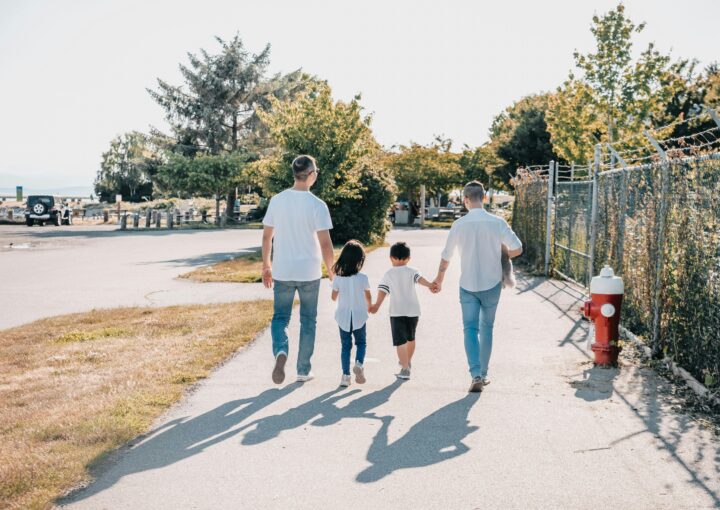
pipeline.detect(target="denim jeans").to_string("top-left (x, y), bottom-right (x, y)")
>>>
top-left (459, 282), bottom-right (502, 378)
top-left (271, 279), bottom-right (320, 376)
top-left (339, 319), bottom-right (367, 375)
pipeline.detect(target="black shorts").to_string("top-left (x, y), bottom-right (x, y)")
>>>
top-left (390, 316), bottom-right (419, 346)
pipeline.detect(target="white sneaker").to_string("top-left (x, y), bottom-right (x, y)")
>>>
top-left (397, 368), bottom-right (411, 380)
top-left (481, 376), bottom-right (491, 386)
top-left (296, 372), bottom-right (314, 383)
top-left (353, 363), bottom-right (366, 384)
top-left (340, 374), bottom-right (351, 387)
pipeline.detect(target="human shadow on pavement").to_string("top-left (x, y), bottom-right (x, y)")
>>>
top-left (140, 247), bottom-right (261, 268)
top-left (59, 384), bottom-right (299, 505)
top-left (356, 392), bottom-right (481, 483)
top-left (241, 380), bottom-right (406, 446)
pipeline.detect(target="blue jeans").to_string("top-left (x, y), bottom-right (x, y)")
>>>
top-left (460, 282), bottom-right (502, 378)
top-left (339, 319), bottom-right (367, 375)
top-left (271, 279), bottom-right (320, 376)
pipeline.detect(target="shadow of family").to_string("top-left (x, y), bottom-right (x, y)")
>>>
top-left (62, 380), bottom-right (481, 504)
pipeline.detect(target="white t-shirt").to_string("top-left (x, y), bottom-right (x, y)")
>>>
top-left (332, 272), bottom-right (371, 332)
top-left (441, 208), bottom-right (522, 292)
top-left (262, 189), bottom-right (333, 281)
top-left (378, 265), bottom-right (422, 317)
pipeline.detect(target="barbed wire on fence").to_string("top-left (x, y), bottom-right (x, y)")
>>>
top-left (511, 105), bottom-right (720, 389)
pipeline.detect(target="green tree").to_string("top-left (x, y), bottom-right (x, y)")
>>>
top-left (386, 139), bottom-right (464, 203)
top-left (94, 132), bottom-right (159, 202)
top-left (458, 144), bottom-right (504, 189)
top-left (664, 63), bottom-right (720, 139)
top-left (489, 94), bottom-right (560, 186)
top-left (547, 4), bottom-right (684, 162)
top-left (259, 83), bottom-right (395, 244)
top-left (156, 153), bottom-right (254, 223)
top-left (148, 34), bottom-right (309, 218)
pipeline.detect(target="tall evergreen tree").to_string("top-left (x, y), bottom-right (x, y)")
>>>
top-left (148, 34), bottom-right (309, 217)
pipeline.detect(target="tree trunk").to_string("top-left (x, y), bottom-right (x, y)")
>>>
top-left (215, 194), bottom-right (220, 226)
top-left (607, 115), bottom-right (616, 168)
top-left (225, 189), bottom-right (236, 222)
top-left (224, 114), bottom-right (240, 223)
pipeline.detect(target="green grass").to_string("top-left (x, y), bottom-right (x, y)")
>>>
top-left (0, 301), bottom-right (273, 509)
top-left (180, 244), bottom-right (385, 283)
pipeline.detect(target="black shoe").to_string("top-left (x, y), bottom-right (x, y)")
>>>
top-left (468, 377), bottom-right (483, 393)
top-left (272, 353), bottom-right (287, 384)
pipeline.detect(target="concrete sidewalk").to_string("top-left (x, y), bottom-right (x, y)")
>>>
top-left (0, 225), bottom-right (268, 329)
top-left (60, 229), bottom-right (720, 509)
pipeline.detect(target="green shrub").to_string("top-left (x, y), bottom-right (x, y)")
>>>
top-left (259, 83), bottom-right (395, 245)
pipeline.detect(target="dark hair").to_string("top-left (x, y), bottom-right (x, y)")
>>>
top-left (292, 155), bottom-right (317, 182)
top-left (464, 181), bottom-right (485, 203)
top-left (332, 240), bottom-right (366, 277)
top-left (390, 241), bottom-right (411, 260)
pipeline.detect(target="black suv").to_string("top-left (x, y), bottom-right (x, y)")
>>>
top-left (24, 195), bottom-right (72, 226)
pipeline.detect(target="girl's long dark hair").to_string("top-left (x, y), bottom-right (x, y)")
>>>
top-left (332, 240), bottom-right (366, 277)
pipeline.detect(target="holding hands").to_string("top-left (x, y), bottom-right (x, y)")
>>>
top-left (429, 279), bottom-right (442, 294)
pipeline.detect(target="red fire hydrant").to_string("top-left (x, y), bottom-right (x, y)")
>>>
top-left (582, 266), bottom-right (624, 367)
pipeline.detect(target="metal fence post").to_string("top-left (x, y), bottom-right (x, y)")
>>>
top-left (644, 130), bottom-right (670, 356)
top-left (167, 211), bottom-right (174, 229)
top-left (155, 210), bottom-right (161, 228)
top-left (420, 184), bottom-right (426, 228)
top-left (145, 209), bottom-right (151, 228)
top-left (120, 213), bottom-right (127, 230)
top-left (606, 143), bottom-right (628, 274)
top-left (587, 145), bottom-right (601, 283)
top-left (544, 161), bottom-right (555, 275)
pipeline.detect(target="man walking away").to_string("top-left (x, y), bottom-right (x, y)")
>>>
top-left (262, 155), bottom-right (335, 384)
top-left (431, 181), bottom-right (522, 393)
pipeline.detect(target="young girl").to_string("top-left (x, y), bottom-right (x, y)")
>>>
top-left (331, 240), bottom-right (372, 387)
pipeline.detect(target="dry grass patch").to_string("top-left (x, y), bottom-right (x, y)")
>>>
top-left (180, 244), bottom-right (385, 284)
top-left (0, 301), bottom-right (273, 510)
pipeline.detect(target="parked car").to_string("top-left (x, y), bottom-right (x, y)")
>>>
top-left (24, 195), bottom-right (72, 226)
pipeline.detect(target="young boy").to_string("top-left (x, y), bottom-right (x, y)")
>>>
top-left (369, 241), bottom-right (434, 379)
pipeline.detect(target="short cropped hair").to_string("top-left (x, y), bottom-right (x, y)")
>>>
top-left (390, 241), bottom-right (411, 260)
top-left (464, 181), bottom-right (486, 203)
top-left (292, 155), bottom-right (317, 182)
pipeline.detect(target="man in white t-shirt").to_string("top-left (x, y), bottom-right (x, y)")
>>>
top-left (262, 155), bottom-right (335, 384)
top-left (432, 181), bottom-right (523, 393)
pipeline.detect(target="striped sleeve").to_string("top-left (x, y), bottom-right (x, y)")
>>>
top-left (378, 271), bottom-right (390, 294)
top-left (413, 271), bottom-right (421, 284)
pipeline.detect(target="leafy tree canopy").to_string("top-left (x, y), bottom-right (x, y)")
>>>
top-left (94, 131), bottom-right (160, 202)
top-left (147, 34), bottom-right (310, 214)
top-left (386, 138), bottom-right (464, 197)
top-left (488, 94), bottom-right (560, 186)
top-left (259, 82), bottom-right (395, 244)
top-left (547, 4), bottom-right (690, 162)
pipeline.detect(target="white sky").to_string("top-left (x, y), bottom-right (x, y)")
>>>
top-left (1, 0), bottom-right (718, 188)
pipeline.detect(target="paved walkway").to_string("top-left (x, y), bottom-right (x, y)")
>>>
top-left (0, 225), bottom-right (267, 329)
top-left (55, 229), bottom-right (720, 509)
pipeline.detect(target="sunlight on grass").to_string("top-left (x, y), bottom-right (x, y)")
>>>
top-left (0, 301), bottom-right (273, 509)
top-left (53, 327), bottom-right (129, 344)
top-left (180, 244), bottom-right (385, 283)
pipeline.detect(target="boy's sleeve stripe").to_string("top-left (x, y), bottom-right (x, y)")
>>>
top-left (413, 273), bottom-right (420, 283)
top-left (378, 284), bottom-right (390, 294)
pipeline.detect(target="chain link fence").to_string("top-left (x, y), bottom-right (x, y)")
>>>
top-left (511, 114), bottom-right (720, 389)
top-left (510, 167), bottom-right (548, 271)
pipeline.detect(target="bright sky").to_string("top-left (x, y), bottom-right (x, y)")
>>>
top-left (1, 0), bottom-right (718, 189)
